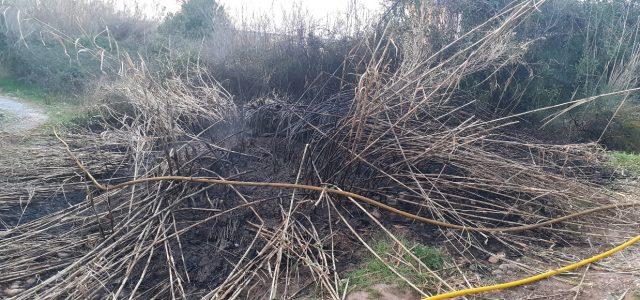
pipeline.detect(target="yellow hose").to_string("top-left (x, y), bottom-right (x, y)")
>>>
top-left (424, 235), bottom-right (640, 300)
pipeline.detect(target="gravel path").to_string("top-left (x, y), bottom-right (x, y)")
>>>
top-left (0, 96), bottom-right (48, 133)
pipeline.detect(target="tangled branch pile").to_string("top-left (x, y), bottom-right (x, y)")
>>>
top-left (0, 0), bottom-right (638, 299)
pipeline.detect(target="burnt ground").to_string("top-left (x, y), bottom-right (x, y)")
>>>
top-left (0, 111), bottom-right (639, 299)
top-left (0, 133), bottom-right (85, 228)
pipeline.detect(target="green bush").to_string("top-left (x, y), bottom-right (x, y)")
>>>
top-left (3, 43), bottom-right (95, 94)
top-left (405, 0), bottom-right (640, 151)
top-left (160, 0), bottom-right (231, 38)
top-left (0, 0), bottom-right (154, 98)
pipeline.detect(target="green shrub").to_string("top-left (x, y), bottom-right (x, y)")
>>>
top-left (159, 0), bottom-right (231, 38)
top-left (483, 0), bottom-right (639, 111)
top-left (0, 77), bottom-right (48, 102)
top-left (410, 0), bottom-right (640, 151)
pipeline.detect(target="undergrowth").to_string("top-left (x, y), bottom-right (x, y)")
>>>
top-left (0, 77), bottom-right (49, 103)
top-left (345, 237), bottom-right (444, 294)
top-left (609, 152), bottom-right (640, 175)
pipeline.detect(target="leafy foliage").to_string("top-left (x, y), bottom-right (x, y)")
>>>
top-left (416, 0), bottom-right (640, 150)
top-left (160, 0), bottom-right (231, 38)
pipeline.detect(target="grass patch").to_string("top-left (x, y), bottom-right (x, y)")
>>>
top-left (0, 77), bottom-right (49, 103)
top-left (0, 76), bottom-right (86, 125)
top-left (46, 105), bottom-right (93, 126)
top-left (345, 237), bottom-right (445, 294)
top-left (609, 151), bottom-right (640, 175)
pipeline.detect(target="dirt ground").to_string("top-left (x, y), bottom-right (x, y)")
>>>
top-left (487, 181), bottom-right (640, 300)
top-left (344, 243), bottom-right (640, 300)
top-left (489, 244), bottom-right (640, 299)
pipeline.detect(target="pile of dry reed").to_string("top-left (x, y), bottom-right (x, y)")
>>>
top-left (0, 1), bottom-right (638, 299)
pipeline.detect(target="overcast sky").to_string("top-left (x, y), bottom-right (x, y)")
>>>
top-left (127, 0), bottom-right (383, 24)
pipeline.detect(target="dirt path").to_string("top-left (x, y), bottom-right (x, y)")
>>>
top-left (0, 96), bottom-right (49, 133)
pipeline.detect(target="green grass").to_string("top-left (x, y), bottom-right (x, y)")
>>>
top-left (0, 76), bottom-right (86, 125)
top-left (0, 77), bottom-right (49, 103)
top-left (609, 151), bottom-right (640, 174)
top-left (345, 237), bottom-right (445, 295)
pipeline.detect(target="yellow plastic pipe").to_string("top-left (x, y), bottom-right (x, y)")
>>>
top-left (424, 235), bottom-right (640, 300)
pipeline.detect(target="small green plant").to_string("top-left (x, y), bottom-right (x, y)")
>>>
top-left (345, 237), bottom-right (444, 294)
top-left (609, 151), bottom-right (640, 174)
top-left (411, 243), bottom-right (445, 270)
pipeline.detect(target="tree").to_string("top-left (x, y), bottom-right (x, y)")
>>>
top-left (161, 0), bottom-right (232, 38)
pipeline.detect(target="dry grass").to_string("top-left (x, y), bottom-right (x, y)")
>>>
top-left (0, 1), bottom-right (639, 299)
top-left (0, 132), bottom-right (126, 228)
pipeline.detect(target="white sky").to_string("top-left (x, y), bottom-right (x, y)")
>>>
top-left (220, 0), bottom-right (382, 20)
top-left (127, 0), bottom-right (383, 24)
